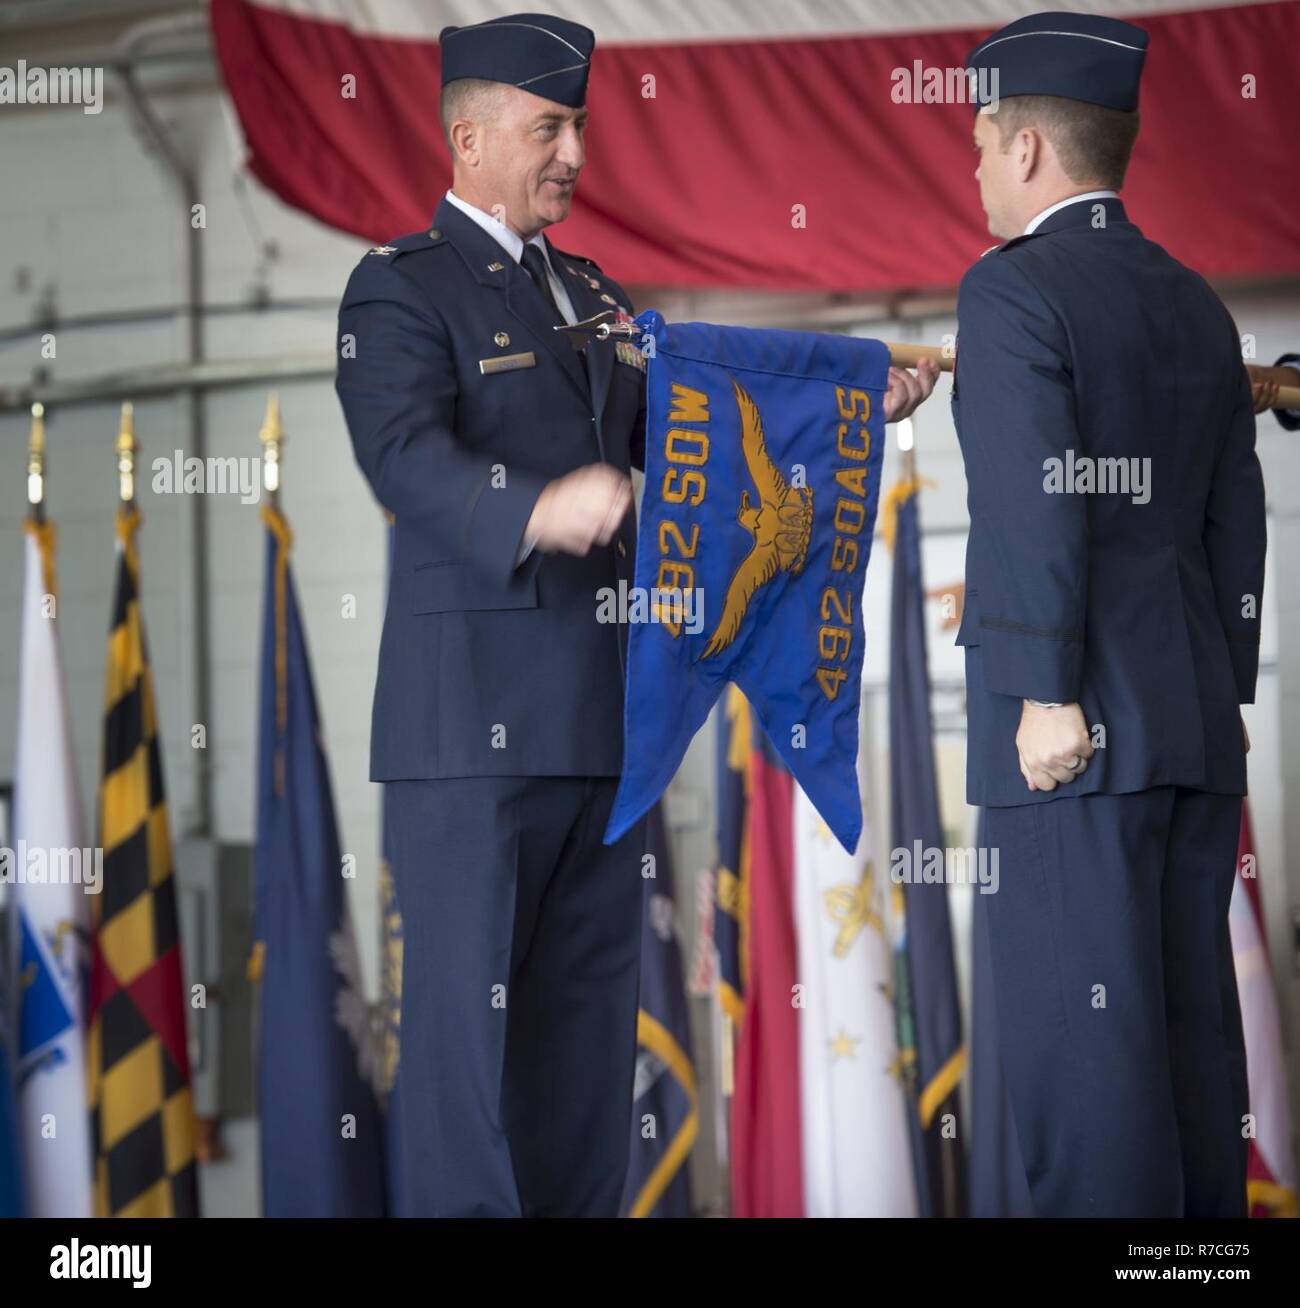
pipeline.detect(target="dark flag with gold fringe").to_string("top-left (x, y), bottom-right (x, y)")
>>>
top-left (379, 520), bottom-right (406, 1215)
top-left (621, 803), bottom-right (696, 1217)
top-left (885, 471), bottom-right (967, 1218)
top-left (377, 848), bottom-right (404, 1214)
top-left (711, 685), bottom-right (750, 1142)
top-left (251, 398), bottom-right (385, 1217)
top-left (87, 435), bottom-right (199, 1216)
top-left (714, 685), bottom-right (751, 1034)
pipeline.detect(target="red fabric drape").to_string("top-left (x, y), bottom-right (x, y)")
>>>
top-left (212, 0), bottom-right (1300, 291)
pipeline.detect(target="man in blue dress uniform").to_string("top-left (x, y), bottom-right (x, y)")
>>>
top-left (334, 13), bottom-right (647, 1218)
top-left (955, 13), bottom-right (1266, 1216)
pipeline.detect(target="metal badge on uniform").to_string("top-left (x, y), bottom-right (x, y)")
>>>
top-left (480, 351), bottom-right (536, 375)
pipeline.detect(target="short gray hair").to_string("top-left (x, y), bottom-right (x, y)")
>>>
top-left (439, 77), bottom-right (506, 154)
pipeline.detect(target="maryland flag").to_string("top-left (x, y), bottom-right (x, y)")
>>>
top-left (87, 506), bottom-right (198, 1217)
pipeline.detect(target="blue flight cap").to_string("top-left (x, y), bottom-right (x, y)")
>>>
top-left (439, 12), bottom-right (595, 109)
top-left (966, 11), bottom-right (1149, 112)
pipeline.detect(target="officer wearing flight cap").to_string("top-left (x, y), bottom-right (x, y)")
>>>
top-left (334, 13), bottom-right (647, 1217)
top-left (953, 13), bottom-right (1265, 1216)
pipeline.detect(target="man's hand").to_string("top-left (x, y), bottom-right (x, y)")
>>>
top-left (1016, 700), bottom-right (1094, 792)
top-left (526, 463), bottom-right (632, 557)
top-left (1250, 379), bottom-right (1280, 415)
top-left (883, 359), bottom-right (941, 423)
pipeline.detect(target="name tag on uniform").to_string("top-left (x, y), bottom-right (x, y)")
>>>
top-left (479, 351), bottom-right (536, 375)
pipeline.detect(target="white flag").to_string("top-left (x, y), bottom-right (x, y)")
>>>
top-left (12, 525), bottom-right (93, 1216)
top-left (793, 753), bottom-right (917, 1217)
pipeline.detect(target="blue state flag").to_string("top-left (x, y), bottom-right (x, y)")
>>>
top-left (605, 313), bottom-right (889, 855)
top-left (253, 505), bottom-right (385, 1217)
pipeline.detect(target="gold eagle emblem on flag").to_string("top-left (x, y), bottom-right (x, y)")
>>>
top-left (701, 378), bottom-right (815, 659)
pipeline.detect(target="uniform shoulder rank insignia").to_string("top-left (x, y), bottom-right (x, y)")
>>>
top-left (367, 231), bottom-right (444, 262)
top-left (612, 307), bottom-right (645, 372)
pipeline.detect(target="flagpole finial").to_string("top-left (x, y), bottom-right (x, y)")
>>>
top-left (29, 401), bottom-right (45, 452)
top-left (553, 309), bottom-right (637, 342)
top-left (116, 401), bottom-right (137, 503)
top-left (260, 390), bottom-right (283, 500)
top-left (28, 401), bottom-right (46, 516)
top-left (895, 416), bottom-right (917, 484)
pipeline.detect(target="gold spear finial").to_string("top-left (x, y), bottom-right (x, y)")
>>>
top-left (260, 390), bottom-right (283, 500)
top-left (28, 401), bottom-right (46, 515)
top-left (116, 401), bottom-right (137, 503)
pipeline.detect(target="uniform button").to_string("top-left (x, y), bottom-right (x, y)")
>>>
top-left (428, 228), bottom-right (441, 239)
top-left (617, 540), bottom-right (627, 558)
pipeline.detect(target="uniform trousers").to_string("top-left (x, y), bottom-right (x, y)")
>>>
top-left (384, 775), bottom-right (645, 1217)
top-left (983, 787), bottom-right (1248, 1217)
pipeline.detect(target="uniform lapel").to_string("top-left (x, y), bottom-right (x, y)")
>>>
top-left (433, 199), bottom-right (591, 408)
top-left (551, 242), bottom-right (617, 426)
top-left (503, 262), bottom-right (592, 405)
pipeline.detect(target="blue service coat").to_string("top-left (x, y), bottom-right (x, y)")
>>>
top-left (952, 196), bottom-right (1266, 807)
top-left (335, 196), bottom-right (645, 780)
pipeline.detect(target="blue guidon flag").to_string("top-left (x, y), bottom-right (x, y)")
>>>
top-left (604, 312), bottom-right (889, 854)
